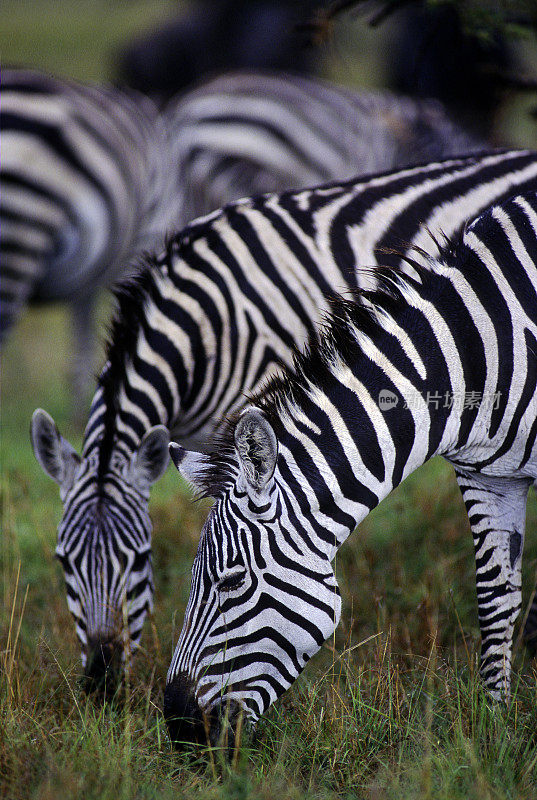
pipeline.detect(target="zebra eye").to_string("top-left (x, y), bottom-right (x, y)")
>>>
top-left (218, 571), bottom-right (246, 593)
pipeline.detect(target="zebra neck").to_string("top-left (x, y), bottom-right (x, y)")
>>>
top-left (267, 271), bottom-right (487, 559)
top-left (279, 382), bottom-right (443, 560)
top-left (82, 376), bottom-right (174, 470)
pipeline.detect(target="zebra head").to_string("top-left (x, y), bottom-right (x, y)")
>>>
top-left (164, 407), bottom-right (342, 749)
top-left (30, 409), bottom-right (169, 691)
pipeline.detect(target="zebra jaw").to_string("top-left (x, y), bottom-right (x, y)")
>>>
top-left (169, 442), bottom-right (208, 488)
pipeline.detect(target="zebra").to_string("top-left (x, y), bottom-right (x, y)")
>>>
top-left (163, 191), bottom-right (537, 747)
top-left (165, 70), bottom-right (482, 227)
top-left (1, 67), bottom-right (175, 404)
top-left (4, 67), bottom-right (478, 405)
top-left (30, 149), bottom-right (537, 689)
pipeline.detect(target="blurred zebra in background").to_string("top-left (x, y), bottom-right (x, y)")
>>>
top-left (164, 190), bottom-right (537, 745)
top-left (4, 68), bottom-right (479, 407)
top-left (31, 149), bottom-right (537, 686)
top-left (1, 68), bottom-right (176, 405)
top-left (166, 70), bottom-right (483, 226)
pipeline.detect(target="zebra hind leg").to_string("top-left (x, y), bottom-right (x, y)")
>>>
top-left (0, 255), bottom-right (42, 341)
top-left (523, 590), bottom-right (537, 657)
top-left (455, 470), bottom-right (531, 699)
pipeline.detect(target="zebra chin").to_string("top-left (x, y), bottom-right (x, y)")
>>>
top-left (163, 674), bottom-right (244, 753)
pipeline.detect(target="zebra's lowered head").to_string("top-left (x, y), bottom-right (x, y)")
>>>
top-left (164, 407), bottom-right (342, 747)
top-left (31, 408), bottom-right (169, 691)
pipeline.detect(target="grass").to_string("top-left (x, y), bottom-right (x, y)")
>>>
top-left (2, 305), bottom-right (537, 800)
top-left (1, 4), bottom-right (537, 798)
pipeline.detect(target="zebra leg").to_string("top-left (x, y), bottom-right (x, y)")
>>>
top-left (0, 259), bottom-right (41, 341)
top-left (70, 290), bottom-right (96, 419)
top-left (523, 590), bottom-right (537, 657)
top-left (523, 481), bottom-right (537, 656)
top-left (455, 470), bottom-right (531, 699)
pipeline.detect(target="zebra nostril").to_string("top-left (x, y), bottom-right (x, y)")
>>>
top-left (163, 673), bottom-right (214, 748)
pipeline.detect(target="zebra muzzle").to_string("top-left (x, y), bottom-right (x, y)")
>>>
top-left (83, 637), bottom-right (122, 696)
top-left (163, 673), bottom-right (212, 748)
top-left (163, 673), bottom-right (241, 752)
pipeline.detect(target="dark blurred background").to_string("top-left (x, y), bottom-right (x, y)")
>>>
top-left (2, 0), bottom-right (536, 147)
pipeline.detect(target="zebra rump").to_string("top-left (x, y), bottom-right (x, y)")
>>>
top-left (166, 70), bottom-right (483, 227)
top-left (1, 67), bottom-right (175, 402)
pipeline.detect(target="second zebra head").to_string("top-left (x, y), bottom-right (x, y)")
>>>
top-left (30, 409), bottom-right (169, 692)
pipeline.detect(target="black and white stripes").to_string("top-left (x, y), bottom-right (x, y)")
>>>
top-left (31, 148), bottom-right (537, 681)
top-left (1, 68), bottom-right (175, 399)
top-left (6, 68), bottom-right (478, 403)
top-left (164, 192), bottom-right (537, 745)
top-left (166, 70), bottom-right (482, 226)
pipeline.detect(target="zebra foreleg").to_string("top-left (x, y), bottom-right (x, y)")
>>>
top-left (70, 290), bottom-right (97, 421)
top-left (455, 470), bottom-right (531, 699)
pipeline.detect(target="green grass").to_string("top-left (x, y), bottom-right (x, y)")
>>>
top-left (2, 306), bottom-right (537, 800)
top-left (1, 5), bottom-right (537, 798)
top-left (1, 0), bottom-right (178, 82)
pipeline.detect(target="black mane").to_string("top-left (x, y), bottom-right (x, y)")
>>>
top-left (95, 239), bottom-right (179, 486)
top-left (197, 261), bottom-right (432, 499)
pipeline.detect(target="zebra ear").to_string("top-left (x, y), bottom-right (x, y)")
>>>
top-left (30, 409), bottom-right (81, 497)
top-left (169, 442), bottom-right (212, 493)
top-left (128, 425), bottom-right (170, 492)
top-left (234, 407), bottom-right (277, 495)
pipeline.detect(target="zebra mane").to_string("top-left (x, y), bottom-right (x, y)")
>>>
top-left (95, 239), bottom-right (179, 485)
top-left (197, 257), bottom-right (443, 499)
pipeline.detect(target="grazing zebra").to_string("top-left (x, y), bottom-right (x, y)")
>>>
top-left (166, 70), bottom-right (482, 226)
top-left (1, 68), bottom-right (175, 402)
top-left (31, 149), bottom-right (537, 688)
top-left (164, 191), bottom-right (537, 746)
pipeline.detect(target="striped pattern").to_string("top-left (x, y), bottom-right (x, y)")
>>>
top-left (166, 70), bottom-right (482, 227)
top-left (164, 192), bottom-right (537, 743)
top-left (55, 455), bottom-right (154, 670)
top-left (1, 68), bottom-right (174, 399)
top-left (85, 149), bottom-right (537, 453)
top-left (33, 149), bottom-right (537, 678)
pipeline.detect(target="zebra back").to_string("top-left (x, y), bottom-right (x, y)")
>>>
top-left (85, 148), bottom-right (537, 461)
top-left (165, 71), bottom-right (483, 227)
